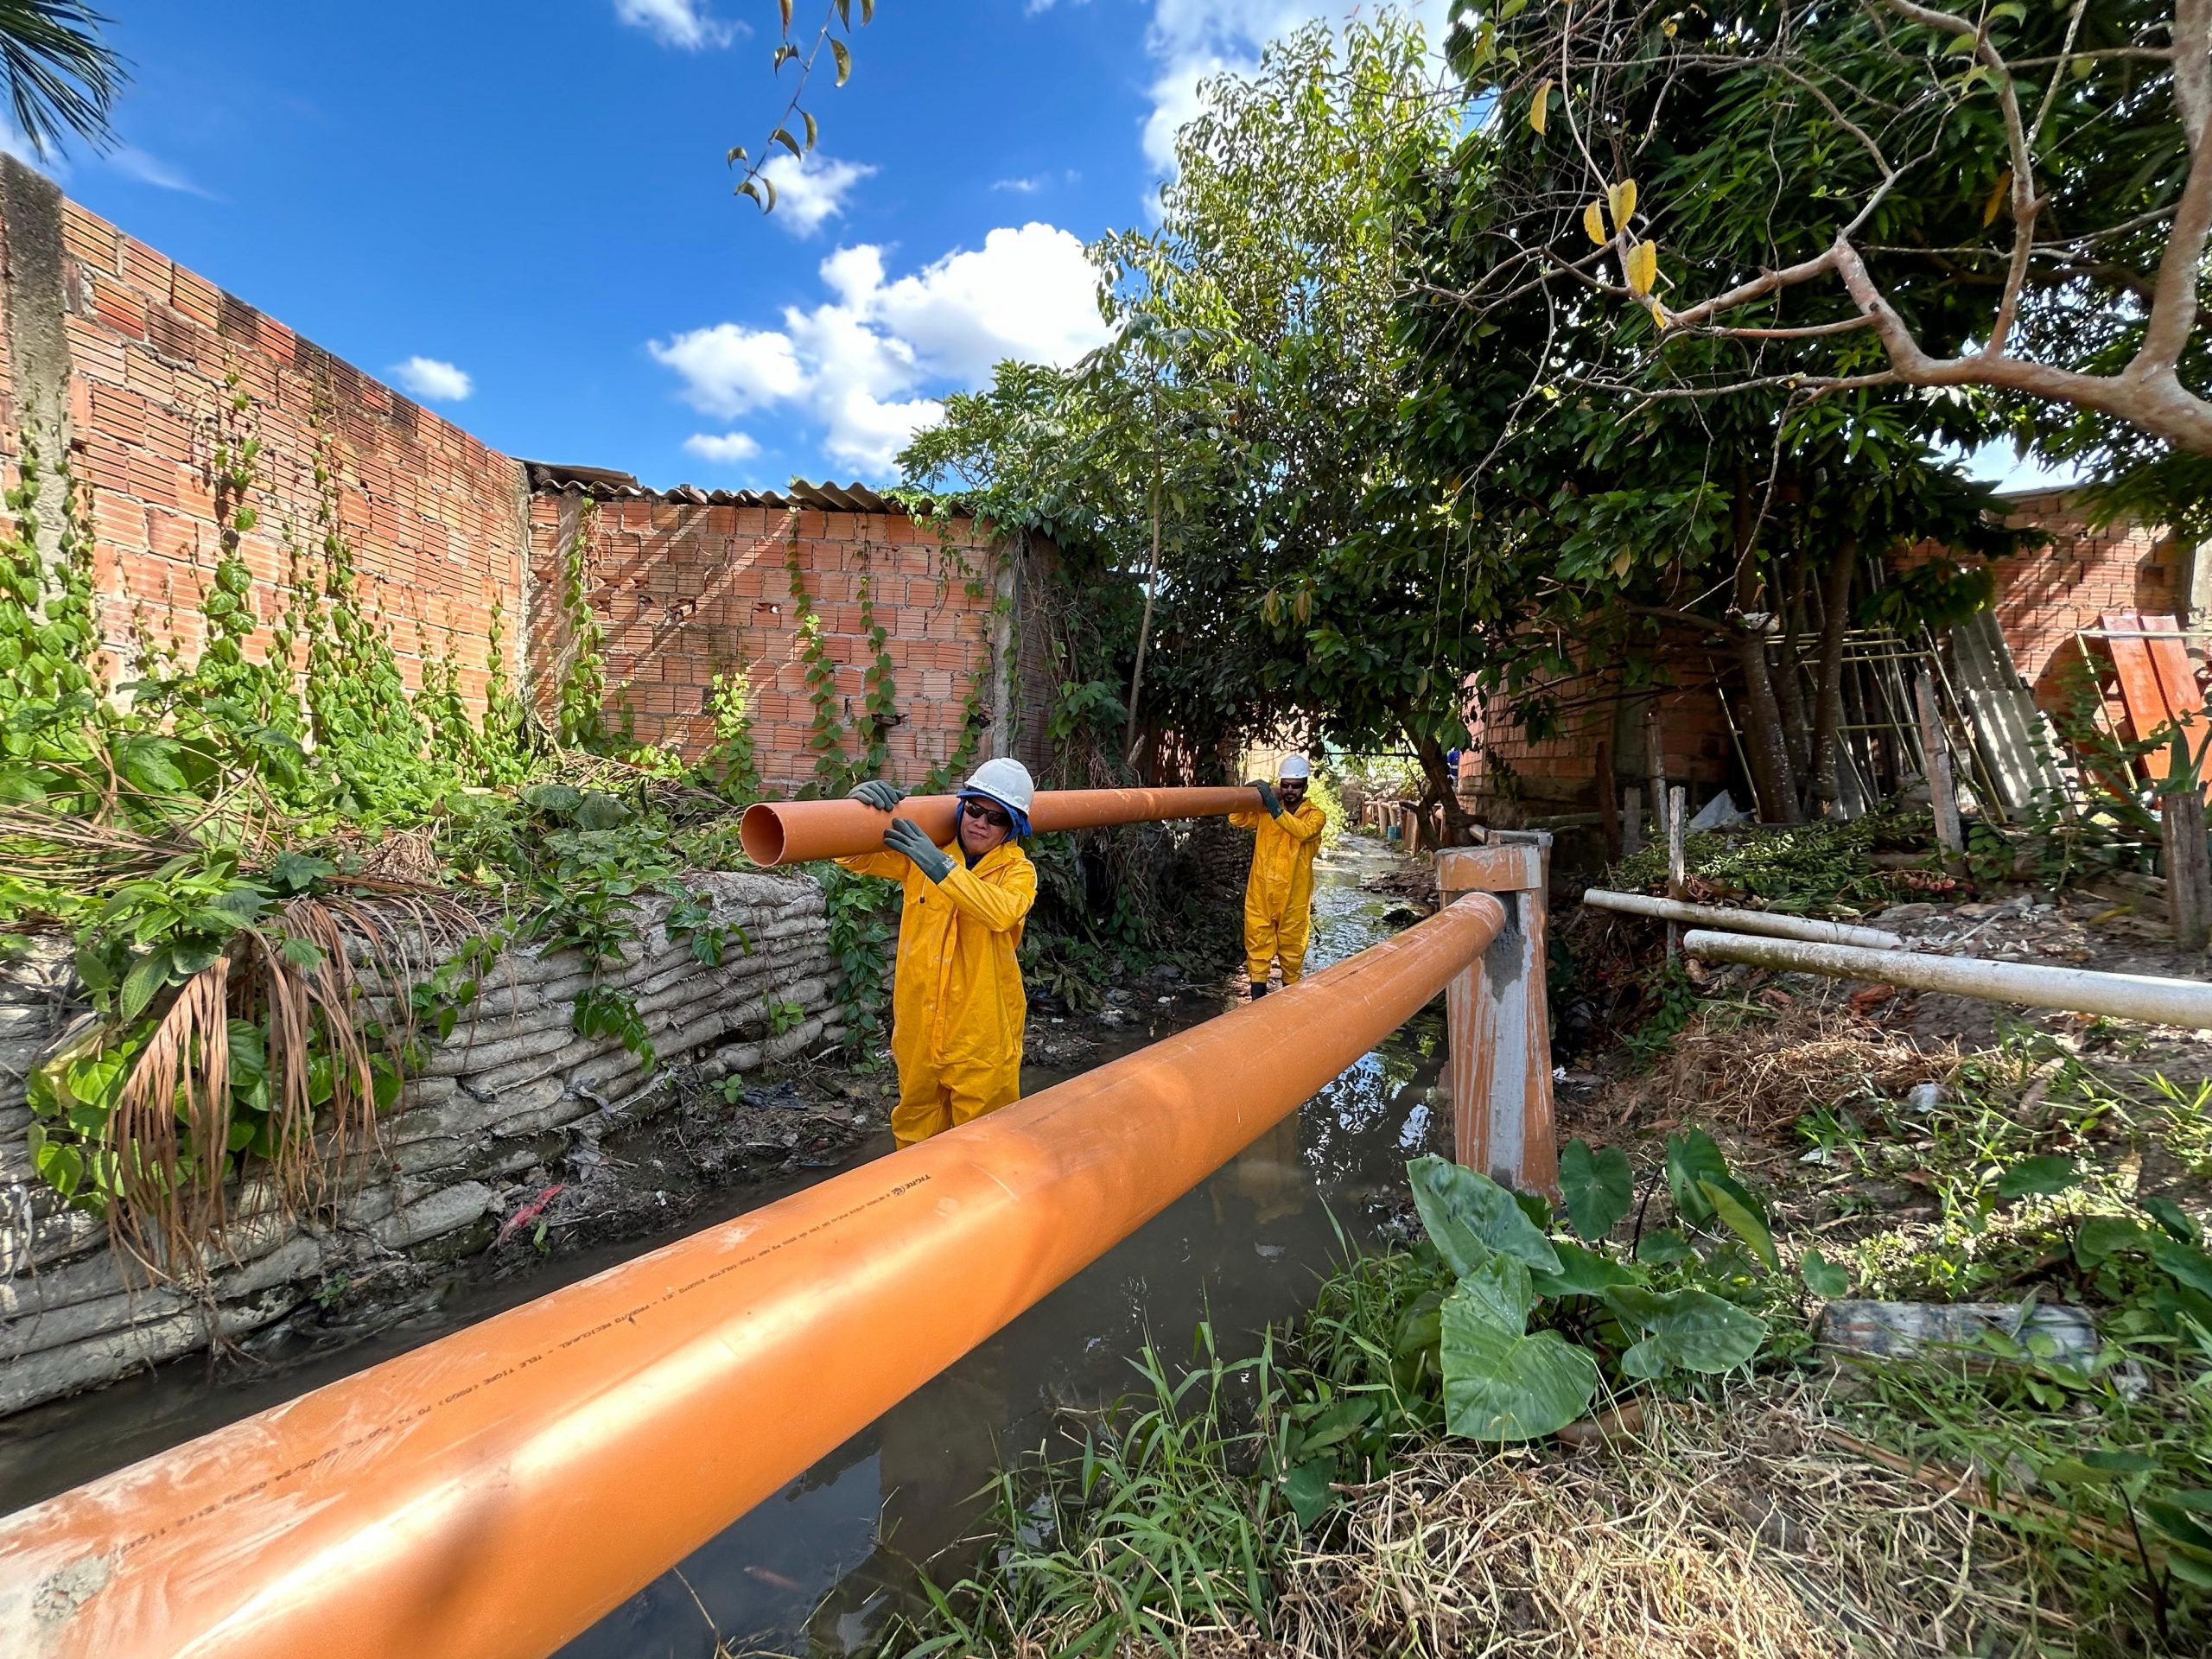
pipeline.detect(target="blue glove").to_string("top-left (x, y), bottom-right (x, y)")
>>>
top-left (1249, 780), bottom-right (1282, 817)
top-left (850, 779), bottom-right (906, 812)
top-left (883, 816), bottom-right (954, 882)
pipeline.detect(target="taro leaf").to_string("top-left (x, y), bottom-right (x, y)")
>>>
top-left (1799, 1249), bottom-right (1849, 1299)
top-left (1457, 1252), bottom-right (1535, 1334)
top-left (1559, 1139), bottom-right (1633, 1240)
top-left (1512, 1188), bottom-right (1554, 1232)
top-left (2143, 1195), bottom-right (2202, 1245)
top-left (1281, 1457), bottom-right (1338, 1529)
top-left (522, 783), bottom-right (584, 819)
top-left (1605, 1285), bottom-right (1767, 1377)
top-left (1530, 1239), bottom-right (1640, 1300)
top-left (571, 791), bottom-right (634, 830)
top-left (268, 852), bottom-right (337, 895)
top-left (1997, 1155), bottom-right (2081, 1200)
top-left (1440, 1283), bottom-right (1599, 1442)
top-left (1665, 1128), bottom-right (1731, 1226)
top-left (1408, 1156), bottom-right (1560, 1277)
top-left (2148, 1235), bottom-right (2212, 1300)
top-left (1700, 1179), bottom-right (1778, 1272)
top-left (1636, 1228), bottom-right (1694, 1266)
top-left (2075, 1215), bottom-right (2151, 1266)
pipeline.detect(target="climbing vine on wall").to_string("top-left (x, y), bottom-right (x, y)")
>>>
top-left (556, 499), bottom-right (608, 750)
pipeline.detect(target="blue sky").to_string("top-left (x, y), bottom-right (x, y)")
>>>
top-left (26, 2), bottom-right (2059, 494)
top-left (29, 1), bottom-right (1382, 491)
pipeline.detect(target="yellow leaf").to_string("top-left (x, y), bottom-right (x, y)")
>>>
top-left (1648, 298), bottom-right (1669, 329)
top-left (1625, 239), bottom-right (1658, 296)
top-left (1583, 200), bottom-right (1607, 246)
top-left (1611, 547), bottom-right (1635, 580)
top-left (1607, 178), bottom-right (1637, 232)
top-left (1530, 79), bottom-right (1552, 136)
top-left (1982, 168), bottom-right (2012, 227)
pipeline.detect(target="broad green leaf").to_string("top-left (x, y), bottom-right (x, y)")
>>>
top-left (1529, 1238), bottom-right (1639, 1299)
top-left (1798, 1249), bottom-right (1849, 1299)
top-left (1408, 1156), bottom-right (1560, 1276)
top-left (1997, 1155), bottom-right (2080, 1199)
top-left (2149, 1236), bottom-right (2212, 1300)
top-left (2143, 1196), bottom-right (2201, 1244)
top-left (1559, 1139), bottom-right (1632, 1239)
top-left (119, 950), bottom-right (173, 1020)
top-left (1456, 1251), bottom-right (1535, 1333)
top-left (2075, 1215), bottom-right (2150, 1265)
top-left (268, 852), bottom-right (336, 894)
top-left (1700, 1178), bottom-right (1778, 1272)
top-left (1281, 1457), bottom-right (1338, 1529)
top-left (1664, 1129), bottom-right (1729, 1225)
top-left (1604, 1285), bottom-right (1766, 1376)
top-left (571, 791), bottom-right (633, 830)
top-left (1441, 1284), bottom-right (1598, 1442)
top-left (522, 783), bottom-right (583, 818)
top-left (1636, 1228), bottom-right (1694, 1265)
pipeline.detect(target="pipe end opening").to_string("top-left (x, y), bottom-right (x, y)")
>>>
top-left (739, 803), bottom-right (787, 867)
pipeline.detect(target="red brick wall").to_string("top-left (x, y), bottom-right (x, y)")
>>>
top-left (529, 489), bottom-right (1053, 790)
top-left (0, 191), bottom-right (528, 705)
top-left (1980, 493), bottom-right (2190, 709)
top-left (1460, 664), bottom-right (1732, 826)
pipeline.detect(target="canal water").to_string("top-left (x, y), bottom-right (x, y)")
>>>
top-left (0, 835), bottom-right (1449, 1656)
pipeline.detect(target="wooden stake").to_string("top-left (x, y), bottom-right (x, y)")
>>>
top-left (1594, 735), bottom-right (1622, 863)
top-left (2164, 788), bottom-right (2212, 952)
top-left (1916, 670), bottom-right (1965, 876)
top-left (1643, 703), bottom-right (1668, 853)
top-left (1622, 785), bottom-right (1644, 857)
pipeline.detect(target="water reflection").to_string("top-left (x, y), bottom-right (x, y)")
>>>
top-left (564, 838), bottom-right (1443, 1659)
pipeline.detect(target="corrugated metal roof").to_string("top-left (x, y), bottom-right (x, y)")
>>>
top-left (523, 461), bottom-right (931, 516)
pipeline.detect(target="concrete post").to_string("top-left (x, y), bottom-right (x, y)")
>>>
top-left (1437, 831), bottom-right (1557, 1193)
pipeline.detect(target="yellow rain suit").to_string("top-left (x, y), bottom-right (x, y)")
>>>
top-left (836, 837), bottom-right (1037, 1147)
top-left (1230, 798), bottom-right (1326, 985)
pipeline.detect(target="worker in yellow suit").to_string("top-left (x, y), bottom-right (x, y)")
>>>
top-left (840, 758), bottom-right (1038, 1147)
top-left (1231, 753), bottom-right (1326, 998)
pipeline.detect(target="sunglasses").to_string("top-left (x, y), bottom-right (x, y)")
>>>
top-left (960, 798), bottom-right (1013, 830)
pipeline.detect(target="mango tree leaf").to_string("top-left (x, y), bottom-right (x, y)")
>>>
top-left (1408, 1155), bottom-right (1560, 1276)
top-left (1440, 1284), bottom-right (1599, 1442)
top-left (1559, 1139), bottom-right (1633, 1239)
top-left (1700, 1179), bottom-right (1778, 1272)
top-left (1997, 1155), bottom-right (2081, 1199)
top-left (1530, 1239), bottom-right (1641, 1299)
top-left (1605, 1285), bottom-right (1767, 1376)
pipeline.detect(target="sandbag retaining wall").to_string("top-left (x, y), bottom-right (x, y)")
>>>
top-left (0, 868), bottom-right (839, 1416)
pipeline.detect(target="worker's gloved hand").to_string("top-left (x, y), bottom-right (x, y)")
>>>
top-left (883, 816), bottom-right (954, 882)
top-left (849, 779), bottom-right (907, 813)
top-left (1249, 780), bottom-right (1282, 817)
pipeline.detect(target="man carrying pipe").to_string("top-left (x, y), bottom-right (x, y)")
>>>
top-left (1231, 752), bottom-right (1326, 998)
top-left (842, 757), bottom-right (1039, 1147)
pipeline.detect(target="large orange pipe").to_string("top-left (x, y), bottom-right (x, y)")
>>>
top-left (739, 784), bottom-right (1262, 865)
top-left (0, 895), bottom-right (1506, 1659)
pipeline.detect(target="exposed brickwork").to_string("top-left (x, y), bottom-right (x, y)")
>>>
top-left (1460, 666), bottom-right (1734, 826)
top-left (527, 491), bottom-right (1056, 791)
top-left (0, 194), bottom-right (531, 706)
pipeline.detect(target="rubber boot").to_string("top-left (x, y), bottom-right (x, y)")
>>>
top-left (1249, 980), bottom-right (1268, 1000)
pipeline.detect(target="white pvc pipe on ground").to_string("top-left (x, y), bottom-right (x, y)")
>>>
top-left (1681, 929), bottom-right (2212, 1030)
top-left (1582, 889), bottom-right (1903, 950)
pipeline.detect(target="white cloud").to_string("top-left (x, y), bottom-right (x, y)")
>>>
top-left (993, 175), bottom-right (1046, 194)
top-left (389, 356), bottom-right (474, 402)
top-left (758, 152), bottom-right (875, 238)
top-left (614, 0), bottom-right (741, 49)
top-left (108, 145), bottom-right (214, 198)
top-left (651, 223), bottom-right (1112, 476)
top-left (649, 324), bottom-right (807, 418)
top-left (683, 431), bottom-right (762, 463)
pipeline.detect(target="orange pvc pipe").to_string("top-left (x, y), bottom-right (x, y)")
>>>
top-left (738, 785), bottom-right (1262, 865)
top-left (0, 894), bottom-right (1505, 1659)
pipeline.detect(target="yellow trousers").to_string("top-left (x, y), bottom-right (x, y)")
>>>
top-left (1245, 904), bottom-right (1313, 986)
top-left (891, 1064), bottom-right (1021, 1148)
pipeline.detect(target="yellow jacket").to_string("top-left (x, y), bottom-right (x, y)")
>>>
top-left (1231, 799), bottom-right (1326, 925)
top-left (836, 838), bottom-right (1037, 1109)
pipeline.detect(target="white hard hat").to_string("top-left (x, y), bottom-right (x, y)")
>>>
top-left (963, 756), bottom-right (1035, 814)
top-left (1277, 753), bottom-right (1312, 780)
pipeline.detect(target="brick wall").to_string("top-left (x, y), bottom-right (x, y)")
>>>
top-left (528, 484), bottom-right (1056, 791)
top-left (1460, 664), bottom-right (1734, 827)
top-left (0, 159), bottom-right (528, 707)
top-left (1980, 491), bottom-right (2192, 709)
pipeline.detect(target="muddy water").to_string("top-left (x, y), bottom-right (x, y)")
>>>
top-left (0, 836), bottom-right (1446, 1656)
top-left (567, 836), bottom-right (1446, 1658)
